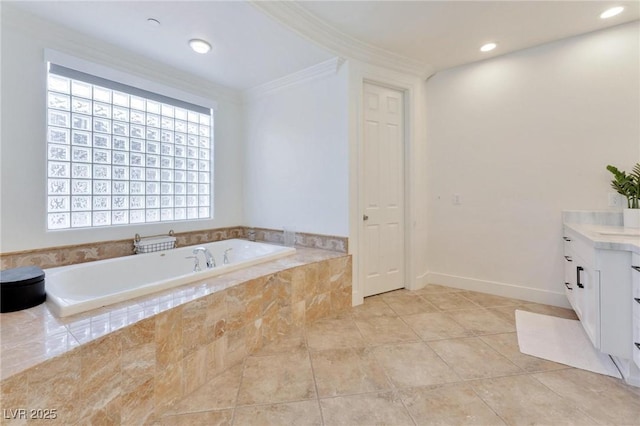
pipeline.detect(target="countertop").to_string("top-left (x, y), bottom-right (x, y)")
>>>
top-left (563, 222), bottom-right (640, 254)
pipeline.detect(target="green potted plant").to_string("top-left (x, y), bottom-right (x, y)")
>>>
top-left (606, 162), bottom-right (640, 228)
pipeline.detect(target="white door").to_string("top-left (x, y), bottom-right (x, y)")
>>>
top-left (361, 82), bottom-right (405, 297)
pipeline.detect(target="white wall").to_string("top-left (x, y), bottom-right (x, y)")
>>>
top-left (243, 64), bottom-right (349, 237)
top-left (425, 22), bottom-right (640, 306)
top-left (0, 6), bottom-right (245, 252)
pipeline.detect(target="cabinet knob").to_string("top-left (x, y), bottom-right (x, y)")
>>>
top-left (635, 342), bottom-right (640, 350)
top-left (564, 282), bottom-right (573, 291)
top-left (634, 298), bottom-right (640, 305)
top-left (563, 237), bottom-right (571, 242)
top-left (564, 256), bottom-right (573, 262)
top-left (632, 266), bottom-right (640, 272)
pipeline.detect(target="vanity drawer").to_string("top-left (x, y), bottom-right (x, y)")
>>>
top-left (562, 233), bottom-right (573, 254)
top-left (563, 227), bottom-right (595, 266)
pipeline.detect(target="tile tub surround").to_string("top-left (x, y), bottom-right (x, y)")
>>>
top-left (0, 227), bottom-right (244, 270)
top-left (0, 227), bottom-right (347, 270)
top-left (0, 248), bottom-right (352, 424)
top-left (250, 228), bottom-right (347, 253)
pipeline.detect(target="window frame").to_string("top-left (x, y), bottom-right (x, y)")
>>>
top-left (44, 50), bottom-right (216, 231)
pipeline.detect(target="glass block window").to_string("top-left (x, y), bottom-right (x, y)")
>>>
top-left (46, 64), bottom-right (213, 229)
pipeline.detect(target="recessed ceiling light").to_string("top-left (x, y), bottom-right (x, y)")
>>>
top-left (480, 42), bottom-right (497, 52)
top-left (600, 6), bottom-right (624, 19)
top-left (189, 39), bottom-right (212, 54)
top-left (147, 18), bottom-right (160, 27)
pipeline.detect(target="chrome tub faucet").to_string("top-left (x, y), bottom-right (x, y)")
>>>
top-left (192, 247), bottom-right (216, 269)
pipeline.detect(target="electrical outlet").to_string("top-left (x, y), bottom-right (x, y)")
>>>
top-left (608, 192), bottom-right (621, 207)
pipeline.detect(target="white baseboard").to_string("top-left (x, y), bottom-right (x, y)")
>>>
top-left (426, 272), bottom-right (571, 309)
top-left (351, 289), bottom-right (364, 307)
top-left (412, 272), bottom-right (430, 290)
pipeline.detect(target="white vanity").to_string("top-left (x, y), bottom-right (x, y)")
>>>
top-left (562, 211), bottom-right (640, 386)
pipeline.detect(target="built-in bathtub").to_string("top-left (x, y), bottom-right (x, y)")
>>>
top-left (2, 246), bottom-right (351, 423)
top-left (45, 239), bottom-right (295, 317)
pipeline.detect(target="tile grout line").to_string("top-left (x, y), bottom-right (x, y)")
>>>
top-left (386, 376), bottom-right (419, 426)
top-left (526, 370), bottom-right (604, 425)
top-left (360, 320), bottom-right (405, 396)
top-left (228, 356), bottom-right (249, 426)
top-left (303, 320), bottom-right (327, 426)
top-left (466, 380), bottom-right (511, 425)
top-left (475, 333), bottom-right (576, 374)
top-left (393, 302), bottom-right (536, 385)
top-left (309, 310), bottom-right (411, 423)
top-left (396, 313), bottom-right (467, 384)
top-left (363, 293), bottom-right (450, 425)
top-left (428, 333), bottom-right (527, 378)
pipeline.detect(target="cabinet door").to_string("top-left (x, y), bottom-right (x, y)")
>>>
top-left (574, 256), bottom-right (600, 349)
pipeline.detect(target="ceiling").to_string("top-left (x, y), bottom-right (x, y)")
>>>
top-left (6, 1), bottom-right (640, 90)
top-left (6, 1), bottom-right (335, 90)
top-left (296, 0), bottom-right (640, 72)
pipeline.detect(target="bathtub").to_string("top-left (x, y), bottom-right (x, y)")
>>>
top-left (44, 239), bottom-right (296, 317)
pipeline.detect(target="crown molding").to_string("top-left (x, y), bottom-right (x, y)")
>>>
top-left (250, 1), bottom-right (435, 80)
top-left (244, 56), bottom-right (344, 101)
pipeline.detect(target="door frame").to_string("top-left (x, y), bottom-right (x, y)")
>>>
top-left (348, 60), bottom-right (424, 306)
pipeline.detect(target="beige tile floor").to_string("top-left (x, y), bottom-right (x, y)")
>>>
top-left (159, 284), bottom-right (640, 425)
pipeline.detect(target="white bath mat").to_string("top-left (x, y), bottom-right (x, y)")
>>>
top-left (515, 310), bottom-right (621, 378)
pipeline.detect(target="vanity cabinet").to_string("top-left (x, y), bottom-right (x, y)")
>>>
top-left (632, 253), bottom-right (640, 369)
top-left (563, 226), bottom-right (632, 359)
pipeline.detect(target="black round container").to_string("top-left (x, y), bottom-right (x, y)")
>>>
top-left (0, 266), bottom-right (46, 313)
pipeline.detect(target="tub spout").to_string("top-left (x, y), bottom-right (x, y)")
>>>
top-left (193, 247), bottom-right (216, 269)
